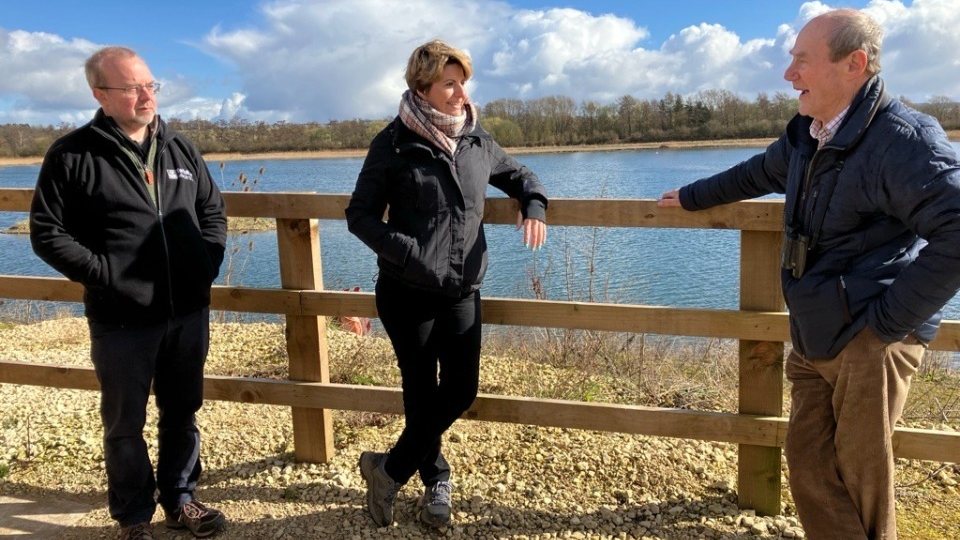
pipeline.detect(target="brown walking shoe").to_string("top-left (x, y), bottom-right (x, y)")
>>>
top-left (119, 522), bottom-right (154, 540)
top-left (164, 500), bottom-right (226, 538)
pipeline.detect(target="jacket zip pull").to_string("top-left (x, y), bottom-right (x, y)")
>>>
top-left (806, 186), bottom-right (820, 223)
top-left (154, 147), bottom-right (164, 219)
top-left (838, 275), bottom-right (853, 324)
top-left (145, 136), bottom-right (160, 210)
top-left (802, 151), bottom-right (818, 199)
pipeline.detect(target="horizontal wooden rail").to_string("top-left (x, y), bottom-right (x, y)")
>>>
top-left (5, 275), bottom-right (960, 350)
top-left (0, 361), bottom-right (955, 463)
top-left (0, 188), bottom-right (32, 212)
top-left (2, 188), bottom-right (783, 230)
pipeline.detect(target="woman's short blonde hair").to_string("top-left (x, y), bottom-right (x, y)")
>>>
top-left (405, 40), bottom-right (473, 93)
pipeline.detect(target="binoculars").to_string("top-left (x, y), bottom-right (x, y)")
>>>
top-left (781, 230), bottom-right (810, 279)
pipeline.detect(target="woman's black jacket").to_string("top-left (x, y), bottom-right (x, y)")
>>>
top-left (346, 117), bottom-right (547, 297)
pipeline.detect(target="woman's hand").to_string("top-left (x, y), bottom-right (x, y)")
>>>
top-left (517, 211), bottom-right (546, 250)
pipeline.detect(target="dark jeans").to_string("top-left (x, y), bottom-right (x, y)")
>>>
top-left (375, 276), bottom-right (481, 486)
top-left (88, 308), bottom-right (209, 526)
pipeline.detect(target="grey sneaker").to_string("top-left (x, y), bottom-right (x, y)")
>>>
top-left (359, 451), bottom-right (403, 527)
top-left (119, 522), bottom-right (155, 540)
top-left (418, 480), bottom-right (453, 527)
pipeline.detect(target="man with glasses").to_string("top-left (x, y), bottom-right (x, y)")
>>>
top-left (30, 46), bottom-right (227, 539)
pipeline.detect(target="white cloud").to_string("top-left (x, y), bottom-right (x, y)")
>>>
top-left (2, 0), bottom-right (959, 125)
top-left (200, 1), bottom-right (663, 120)
top-left (202, 0), bottom-right (509, 122)
top-left (863, 0), bottom-right (960, 101)
top-left (655, 23), bottom-right (780, 98)
top-left (0, 29), bottom-right (97, 115)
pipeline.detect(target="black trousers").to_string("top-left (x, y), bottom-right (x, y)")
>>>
top-left (88, 308), bottom-right (209, 526)
top-left (375, 276), bottom-right (481, 486)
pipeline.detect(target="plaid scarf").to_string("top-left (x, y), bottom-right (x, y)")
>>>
top-left (398, 89), bottom-right (477, 157)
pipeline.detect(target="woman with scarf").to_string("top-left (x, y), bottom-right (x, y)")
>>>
top-left (345, 39), bottom-right (548, 528)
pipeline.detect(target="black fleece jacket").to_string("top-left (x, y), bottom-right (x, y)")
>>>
top-left (346, 117), bottom-right (547, 297)
top-left (30, 110), bottom-right (227, 324)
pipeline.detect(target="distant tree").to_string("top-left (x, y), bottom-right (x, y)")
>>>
top-left (616, 95), bottom-right (639, 139)
top-left (685, 100), bottom-right (711, 128)
top-left (4, 86), bottom-right (907, 157)
top-left (655, 92), bottom-right (675, 131)
top-left (579, 100), bottom-right (600, 138)
top-left (483, 98), bottom-right (525, 122)
top-left (483, 116), bottom-right (524, 147)
top-left (772, 92), bottom-right (797, 122)
top-left (920, 95), bottom-right (960, 129)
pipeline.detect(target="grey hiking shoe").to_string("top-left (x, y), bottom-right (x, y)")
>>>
top-left (359, 451), bottom-right (403, 527)
top-left (418, 480), bottom-right (453, 527)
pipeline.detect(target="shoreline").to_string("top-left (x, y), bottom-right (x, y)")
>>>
top-left (2, 131), bottom-right (958, 166)
top-left (200, 137), bottom-right (782, 163)
top-left (0, 138), bottom-right (778, 167)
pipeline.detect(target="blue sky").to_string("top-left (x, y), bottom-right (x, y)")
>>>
top-left (2, 0), bottom-right (958, 126)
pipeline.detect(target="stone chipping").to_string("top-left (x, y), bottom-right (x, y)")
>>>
top-left (1, 317), bottom-right (957, 539)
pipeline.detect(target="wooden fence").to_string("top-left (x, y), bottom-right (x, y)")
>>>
top-left (1, 187), bottom-right (958, 517)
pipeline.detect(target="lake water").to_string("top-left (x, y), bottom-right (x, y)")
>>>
top-left (4, 144), bottom-right (960, 326)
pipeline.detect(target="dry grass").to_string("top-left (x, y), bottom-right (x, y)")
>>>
top-left (1, 219), bottom-right (29, 234)
top-left (486, 326), bottom-right (960, 430)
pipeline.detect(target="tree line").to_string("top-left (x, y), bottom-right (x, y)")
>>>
top-left (1, 91), bottom-right (958, 158)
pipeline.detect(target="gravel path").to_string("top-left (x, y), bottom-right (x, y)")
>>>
top-left (2, 317), bottom-right (957, 539)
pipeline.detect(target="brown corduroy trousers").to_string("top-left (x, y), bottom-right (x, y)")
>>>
top-left (785, 328), bottom-right (925, 540)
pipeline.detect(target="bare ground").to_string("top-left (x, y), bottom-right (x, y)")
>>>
top-left (0, 317), bottom-right (958, 539)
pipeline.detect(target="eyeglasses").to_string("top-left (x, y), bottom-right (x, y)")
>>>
top-left (96, 82), bottom-right (161, 97)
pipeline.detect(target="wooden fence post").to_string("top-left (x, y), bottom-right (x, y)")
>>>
top-left (277, 218), bottom-right (334, 462)
top-left (737, 230), bottom-right (785, 515)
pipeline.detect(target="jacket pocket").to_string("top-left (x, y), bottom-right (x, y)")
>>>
top-left (399, 240), bottom-right (443, 289)
top-left (785, 274), bottom-right (855, 359)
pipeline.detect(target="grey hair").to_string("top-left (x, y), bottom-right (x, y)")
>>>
top-left (84, 46), bottom-right (138, 89)
top-left (823, 9), bottom-right (883, 75)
